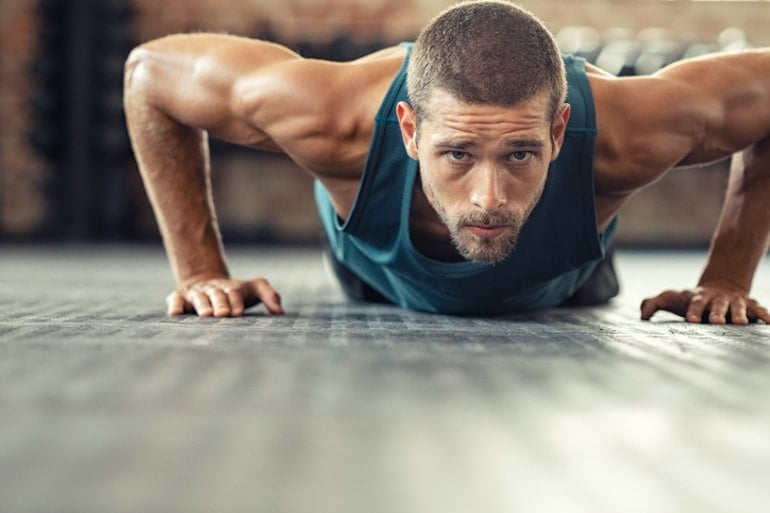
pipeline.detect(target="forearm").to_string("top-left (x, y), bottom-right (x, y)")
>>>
top-left (125, 67), bottom-right (229, 287)
top-left (700, 147), bottom-right (770, 292)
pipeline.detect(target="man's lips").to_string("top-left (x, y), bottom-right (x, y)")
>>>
top-left (465, 224), bottom-right (509, 238)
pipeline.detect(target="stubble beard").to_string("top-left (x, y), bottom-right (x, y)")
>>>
top-left (423, 182), bottom-right (542, 265)
top-left (449, 211), bottom-right (522, 264)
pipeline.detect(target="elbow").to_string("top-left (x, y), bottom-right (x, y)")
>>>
top-left (124, 46), bottom-right (150, 97)
top-left (123, 45), bottom-right (167, 119)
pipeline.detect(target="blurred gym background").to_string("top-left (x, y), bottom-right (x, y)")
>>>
top-left (1, 0), bottom-right (769, 246)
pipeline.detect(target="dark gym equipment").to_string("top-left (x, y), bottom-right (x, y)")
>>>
top-left (29, 0), bottom-right (136, 239)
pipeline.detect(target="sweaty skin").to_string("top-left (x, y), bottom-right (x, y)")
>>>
top-left (124, 33), bottom-right (770, 324)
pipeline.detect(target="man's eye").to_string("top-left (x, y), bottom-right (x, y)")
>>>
top-left (449, 150), bottom-right (468, 161)
top-left (511, 151), bottom-right (532, 162)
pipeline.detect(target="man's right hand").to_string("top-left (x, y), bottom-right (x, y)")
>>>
top-left (166, 277), bottom-right (284, 317)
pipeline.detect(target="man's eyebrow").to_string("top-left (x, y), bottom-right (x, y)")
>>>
top-left (432, 139), bottom-right (475, 150)
top-left (505, 139), bottom-right (546, 149)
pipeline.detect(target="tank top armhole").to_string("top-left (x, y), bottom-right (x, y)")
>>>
top-left (337, 43), bottom-right (414, 235)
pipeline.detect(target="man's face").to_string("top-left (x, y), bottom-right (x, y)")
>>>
top-left (397, 89), bottom-right (570, 264)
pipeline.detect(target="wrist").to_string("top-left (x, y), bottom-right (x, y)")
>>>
top-left (697, 272), bottom-right (749, 294)
top-left (178, 270), bottom-right (231, 291)
top-left (167, 240), bottom-right (230, 289)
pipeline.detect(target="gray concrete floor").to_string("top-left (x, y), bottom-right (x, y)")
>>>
top-left (1, 245), bottom-right (769, 513)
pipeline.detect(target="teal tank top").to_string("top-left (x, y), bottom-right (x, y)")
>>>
top-left (315, 43), bottom-right (616, 314)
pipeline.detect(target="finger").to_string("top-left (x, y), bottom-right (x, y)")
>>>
top-left (640, 291), bottom-right (673, 321)
top-left (640, 290), bottom-right (691, 321)
top-left (206, 287), bottom-right (231, 318)
top-left (685, 293), bottom-right (709, 324)
top-left (728, 296), bottom-right (749, 325)
top-left (225, 288), bottom-right (245, 317)
top-left (253, 279), bottom-right (284, 315)
top-left (706, 296), bottom-right (730, 325)
top-left (747, 302), bottom-right (770, 324)
top-left (640, 297), bottom-right (660, 321)
top-left (166, 291), bottom-right (187, 316)
top-left (191, 290), bottom-right (214, 317)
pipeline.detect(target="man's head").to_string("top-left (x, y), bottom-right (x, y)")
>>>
top-left (397, 0), bottom-right (570, 265)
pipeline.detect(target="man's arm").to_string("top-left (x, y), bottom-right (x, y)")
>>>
top-left (640, 50), bottom-right (770, 324)
top-left (591, 50), bottom-right (770, 324)
top-left (123, 34), bottom-right (302, 316)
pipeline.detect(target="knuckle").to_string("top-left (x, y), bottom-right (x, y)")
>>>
top-left (711, 298), bottom-right (729, 309)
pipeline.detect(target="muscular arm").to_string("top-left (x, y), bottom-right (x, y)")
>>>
top-left (646, 51), bottom-right (770, 324)
top-left (123, 34), bottom-right (304, 316)
top-left (124, 33), bottom-right (401, 316)
top-left (591, 50), bottom-right (770, 323)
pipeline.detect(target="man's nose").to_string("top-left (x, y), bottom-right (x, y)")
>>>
top-left (470, 165), bottom-right (507, 212)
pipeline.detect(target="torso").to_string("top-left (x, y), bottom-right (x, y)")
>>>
top-left (307, 50), bottom-right (627, 261)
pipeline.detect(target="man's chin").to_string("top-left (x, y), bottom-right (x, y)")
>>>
top-left (455, 237), bottom-right (516, 265)
top-left (464, 253), bottom-right (510, 265)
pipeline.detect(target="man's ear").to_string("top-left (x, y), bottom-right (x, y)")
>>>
top-left (396, 101), bottom-right (419, 160)
top-left (550, 103), bottom-right (571, 161)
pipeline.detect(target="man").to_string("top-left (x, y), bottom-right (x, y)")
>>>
top-left (124, 0), bottom-right (770, 324)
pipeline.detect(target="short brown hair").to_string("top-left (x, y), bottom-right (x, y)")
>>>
top-left (407, 0), bottom-right (566, 123)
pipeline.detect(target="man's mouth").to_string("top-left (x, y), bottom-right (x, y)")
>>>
top-left (465, 224), bottom-right (509, 239)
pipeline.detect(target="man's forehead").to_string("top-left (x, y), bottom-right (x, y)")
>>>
top-left (424, 87), bottom-right (552, 113)
top-left (420, 88), bottom-right (553, 137)
top-left (420, 88), bottom-right (553, 129)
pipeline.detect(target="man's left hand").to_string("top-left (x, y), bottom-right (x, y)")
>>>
top-left (640, 284), bottom-right (770, 324)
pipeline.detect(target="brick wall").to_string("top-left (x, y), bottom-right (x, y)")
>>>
top-left (2, 0), bottom-right (769, 243)
top-left (0, 1), bottom-right (46, 236)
